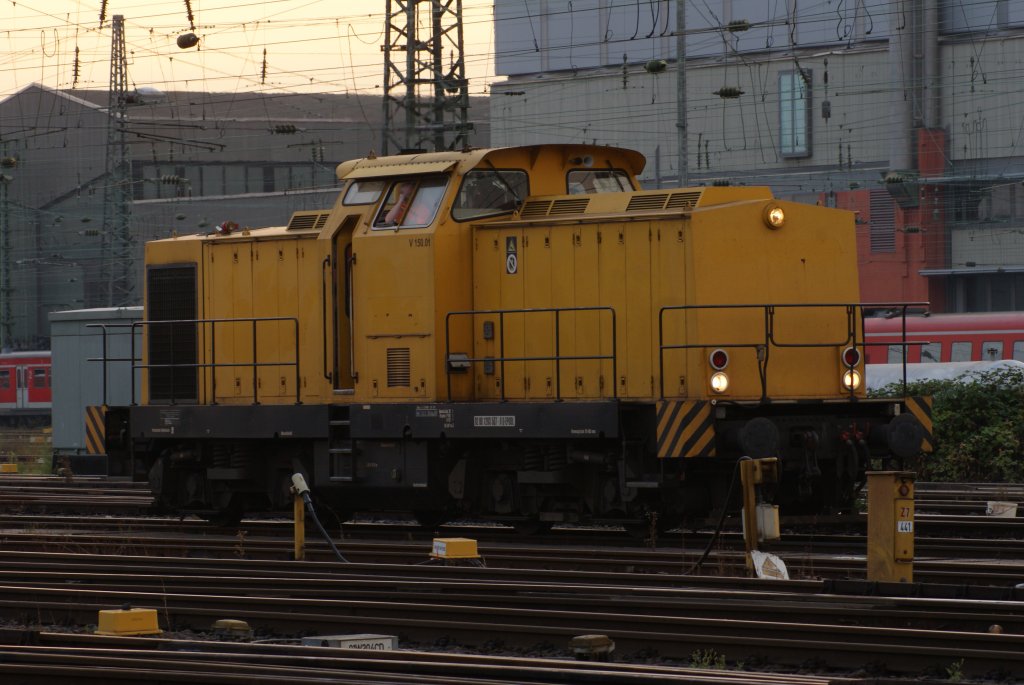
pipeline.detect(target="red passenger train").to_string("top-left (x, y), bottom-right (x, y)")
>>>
top-left (864, 312), bottom-right (1024, 365)
top-left (0, 351), bottom-right (52, 424)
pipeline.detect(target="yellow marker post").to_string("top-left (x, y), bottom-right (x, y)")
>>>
top-left (867, 471), bottom-right (914, 583)
top-left (293, 487), bottom-right (306, 561)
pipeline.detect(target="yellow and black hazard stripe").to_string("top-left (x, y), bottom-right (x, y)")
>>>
top-left (656, 400), bottom-right (715, 458)
top-left (905, 395), bottom-right (934, 453)
top-left (85, 405), bottom-right (107, 455)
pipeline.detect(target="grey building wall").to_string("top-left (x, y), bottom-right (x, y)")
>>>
top-left (0, 86), bottom-right (491, 347)
top-left (492, 0), bottom-right (1024, 183)
top-left (490, 0), bottom-right (1024, 312)
top-left (132, 188), bottom-right (340, 244)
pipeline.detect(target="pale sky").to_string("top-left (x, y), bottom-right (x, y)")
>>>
top-left (0, 0), bottom-right (497, 98)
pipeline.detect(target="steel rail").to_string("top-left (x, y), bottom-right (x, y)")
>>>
top-left (0, 636), bottom-right (844, 685)
top-left (0, 583), bottom-right (1018, 678)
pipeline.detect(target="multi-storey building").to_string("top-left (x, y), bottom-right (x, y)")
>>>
top-left (0, 85), bottom-right (490, 347)
top-left (490, 0), bottom-right (1024, 313)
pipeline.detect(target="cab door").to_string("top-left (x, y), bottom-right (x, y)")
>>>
top-left (23, 365), bottom-right (51, 407)
top-left (331, 215), bottom-right (361, 392)
top-left (0, 366), bottom-right (15, 409)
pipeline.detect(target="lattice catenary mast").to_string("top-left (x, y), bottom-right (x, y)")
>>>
top-left (101, 14), bottom-right (134, 306)
top-left (381, 0), bottom-right (473, 153)
top-left (0, 174), bottom-right (11, 349)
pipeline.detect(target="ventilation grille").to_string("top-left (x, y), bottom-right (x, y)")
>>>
top-left (517, 198), bottom-right (591, 218)
top-left (147, 265), bottom-right (198, 402)
top-left (548, 198), bottom-right (590, 215)
top-left (519, 192), bottom-right (700, 219)
top-left (666, 191), bottom-right (701, 209)
top-left (287, 211), bottom-right (331, 231)
top-left (627, 194), bottom-right (669, 212)
top-left (386, 348), bottom-right (411, 387)
top-left (519, 201), bottom-right (552, 218)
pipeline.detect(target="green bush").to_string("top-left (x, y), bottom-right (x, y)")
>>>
top-left (871, 367), bottom-right (1024, 483)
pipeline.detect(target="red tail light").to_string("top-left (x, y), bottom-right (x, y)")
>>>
top-left (842, 346), bottom-right (861, 368)
top-left (709, 348), bottom-right (729, 370)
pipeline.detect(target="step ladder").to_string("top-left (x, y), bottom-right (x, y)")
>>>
top-left (328, 406), bottom-right (356, 482)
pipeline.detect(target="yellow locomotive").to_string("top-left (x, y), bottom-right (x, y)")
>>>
top-left (108, 143), bottom-right (931, 528)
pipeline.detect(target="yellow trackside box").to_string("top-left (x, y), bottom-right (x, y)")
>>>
top-left (431, 537), bottom-right (479, 559)
top-left (96, 607), bottom-right (161, 636)
top-left (0, 464), bottom-right (17, 474)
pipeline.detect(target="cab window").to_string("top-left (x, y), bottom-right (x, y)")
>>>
top-left (452, 169), bottom-right (528, 221)
top-left (374, 176), bottom-right (447, 229)
top-left (567, 169), bottom-right (633, 194)
top-left (343, 180), bottom-right (385, 205)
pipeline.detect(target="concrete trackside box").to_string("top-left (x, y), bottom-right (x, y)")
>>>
top-left (48, 307), bottom-right (142, 473)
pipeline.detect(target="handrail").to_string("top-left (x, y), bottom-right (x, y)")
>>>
top-left (321, 255), bottom-right (332, 383)
top-left (657, 301), bottom-right (929, 400)
top-left (444, 306), bottom-right (617, 401)
top-left (85, 322), bottom-right (142, 406)
top-left (125, 316), bottom-right (301, 406)
top-left (859, 301), bottom-right (931, 393)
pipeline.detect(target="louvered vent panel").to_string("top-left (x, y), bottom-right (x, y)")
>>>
top-left (626, 194), bottom-right (669, 212)
top-left (287, 212), bottom-right (330, 231)
top-left (519, 201), bottom-right (552, 218)
top-left (666, 192), bottom-right (701, 209)
top-left (386, 348), bottom-right (411, 387)
top-left (548, 198), bottom-right (590, 215)
top-left (869, 189), bottom-right (896, 253)
top-left (148, 265), bottom-right (197, 402)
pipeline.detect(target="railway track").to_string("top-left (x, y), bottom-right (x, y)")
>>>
top-left (0, 476), bottom-right (153, 513)
top-left (1, 533), bottom-right (1021, 585)
top-left (3, 474), bottom-right (1023, 530)
top-left (2, 511), bottom-right (1024, 583)
top-left (0, 550), bottom-right (1019, 680)
top-left (0, 476), bottom-right (1021, 680)
top-left (0, 633), bottom-right (859, 685)
top-left (2, 485), bottom-right (1024, 545)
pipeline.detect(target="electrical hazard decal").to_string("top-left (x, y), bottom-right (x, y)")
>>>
top-left (505, 236), bottom-right (518, 274)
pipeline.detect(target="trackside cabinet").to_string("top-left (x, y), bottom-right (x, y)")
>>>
top-left (867, 471), bottom-right (915, 583)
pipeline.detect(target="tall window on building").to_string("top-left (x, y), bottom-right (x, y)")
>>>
top-left (779, 70), bottom-right (810, 157)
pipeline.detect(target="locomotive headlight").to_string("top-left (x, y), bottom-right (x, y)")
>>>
top-left (763, 204), bottom-right (786, 229)
top-left (710, 371), bottom-right (730, 393)
top-left (842, 369), bottom-right (862, 391)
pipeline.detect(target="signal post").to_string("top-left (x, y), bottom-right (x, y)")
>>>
top-left (867, 471), bottom-right (915, 582)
